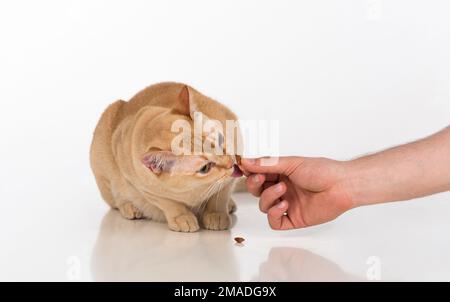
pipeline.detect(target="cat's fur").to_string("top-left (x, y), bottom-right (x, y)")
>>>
top-left (90, 82), bottom-right (242, 232)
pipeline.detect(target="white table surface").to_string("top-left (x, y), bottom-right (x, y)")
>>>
top-left (2, 187), bottom-right (450, 281)
top-left (1, 0), bottom-right (450, 282)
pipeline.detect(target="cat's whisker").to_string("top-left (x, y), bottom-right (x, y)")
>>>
top-left (195, 181), bottom-right (218, 212)
top-left (199, 176), bottom-right (224, 201)
top-left (205, 177), bottom-right (224, 196)
top-left (191, 173), bottom-right (230, 215)
top-left (214, 179), bottom-right (225, 210)
top-left (202, 182), bottom-right (216, 200)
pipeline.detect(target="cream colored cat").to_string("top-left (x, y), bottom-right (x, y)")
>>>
top-left (90, 82), bottom-right (243, 232)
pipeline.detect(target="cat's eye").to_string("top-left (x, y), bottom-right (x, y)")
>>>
top-left (198, 162), bottom-right (214, 174)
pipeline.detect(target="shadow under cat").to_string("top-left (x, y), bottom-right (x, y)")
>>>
top-left (91, 210), bottom-right (364, 282)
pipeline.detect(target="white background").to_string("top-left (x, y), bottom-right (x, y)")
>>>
top-left (1, 0), bottom-right (449, 281)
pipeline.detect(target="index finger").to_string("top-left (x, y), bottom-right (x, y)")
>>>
top-left (241, 157), bottom-right (303, 175)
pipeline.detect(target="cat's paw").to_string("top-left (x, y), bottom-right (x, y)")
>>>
top-left (202, 212), bottom-right (231, 231)
top-left (118, 202), bottom-right (143, 220)
top-left (168, 213), bottom-right (200, 232)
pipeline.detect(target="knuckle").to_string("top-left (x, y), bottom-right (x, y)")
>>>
top-left (259, 199), bottom-right (267, 213)
top-left (251, 189), bottom-right (261, 197)
top-left (268, 219), bottom-right (278, 230)
top-left (260, 188), bottom-right (272, 200)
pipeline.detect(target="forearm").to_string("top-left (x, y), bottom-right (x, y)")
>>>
top-left (346, 126), bottom-right (450, 207)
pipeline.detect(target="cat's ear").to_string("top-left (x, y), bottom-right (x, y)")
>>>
top-left (141, 151), bottom-right (177, 175)
top-left (176, 85), bottom-right (198, 119)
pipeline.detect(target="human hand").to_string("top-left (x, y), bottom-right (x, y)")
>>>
top-left (241, 157), bottom-right (355, 230)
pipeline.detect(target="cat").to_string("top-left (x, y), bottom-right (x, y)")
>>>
top-left (90, 82), bottom-right (243, 232)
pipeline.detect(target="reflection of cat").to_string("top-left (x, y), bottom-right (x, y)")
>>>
top-left (90, 83), bottom-right (243, 232)
top-left (91, 210), bottom-right (239, 281)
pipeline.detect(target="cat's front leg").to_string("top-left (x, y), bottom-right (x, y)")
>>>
top-left (118, 202), bottom-right (144, 220)
top-left (201, 182), bottom-right (234, 231)
top-left (153, 199), bottom-right (200, 232)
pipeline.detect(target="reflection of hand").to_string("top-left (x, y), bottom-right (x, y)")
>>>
top-left (242, 157), bottom-right (353, 230)
top-left (258, 247), bottom-right (359, 282)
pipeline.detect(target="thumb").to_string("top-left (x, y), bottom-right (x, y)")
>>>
top-left (241, 156), bottom-right (304, 175)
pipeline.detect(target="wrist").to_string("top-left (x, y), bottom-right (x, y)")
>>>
top-left (341, 159), bottom-right (378, 208)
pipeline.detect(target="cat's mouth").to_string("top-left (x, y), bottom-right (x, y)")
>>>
top-left (231, 164), bottom-right (243, 178)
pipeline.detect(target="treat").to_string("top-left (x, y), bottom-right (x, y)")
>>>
top-left (234, 237), bottom-right (245, 244)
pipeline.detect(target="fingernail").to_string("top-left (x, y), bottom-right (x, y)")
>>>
top-left (252, 174), bottom-right (260, 183)
top-left (244, 158), bottom-right (256, 165)
top-left (276, 201), bottom-right (287, 209)
top-left (274, 183), bottom-right (284, 193)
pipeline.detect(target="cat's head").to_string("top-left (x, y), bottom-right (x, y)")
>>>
top-left (140, 85), bottom-right (242, 191)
